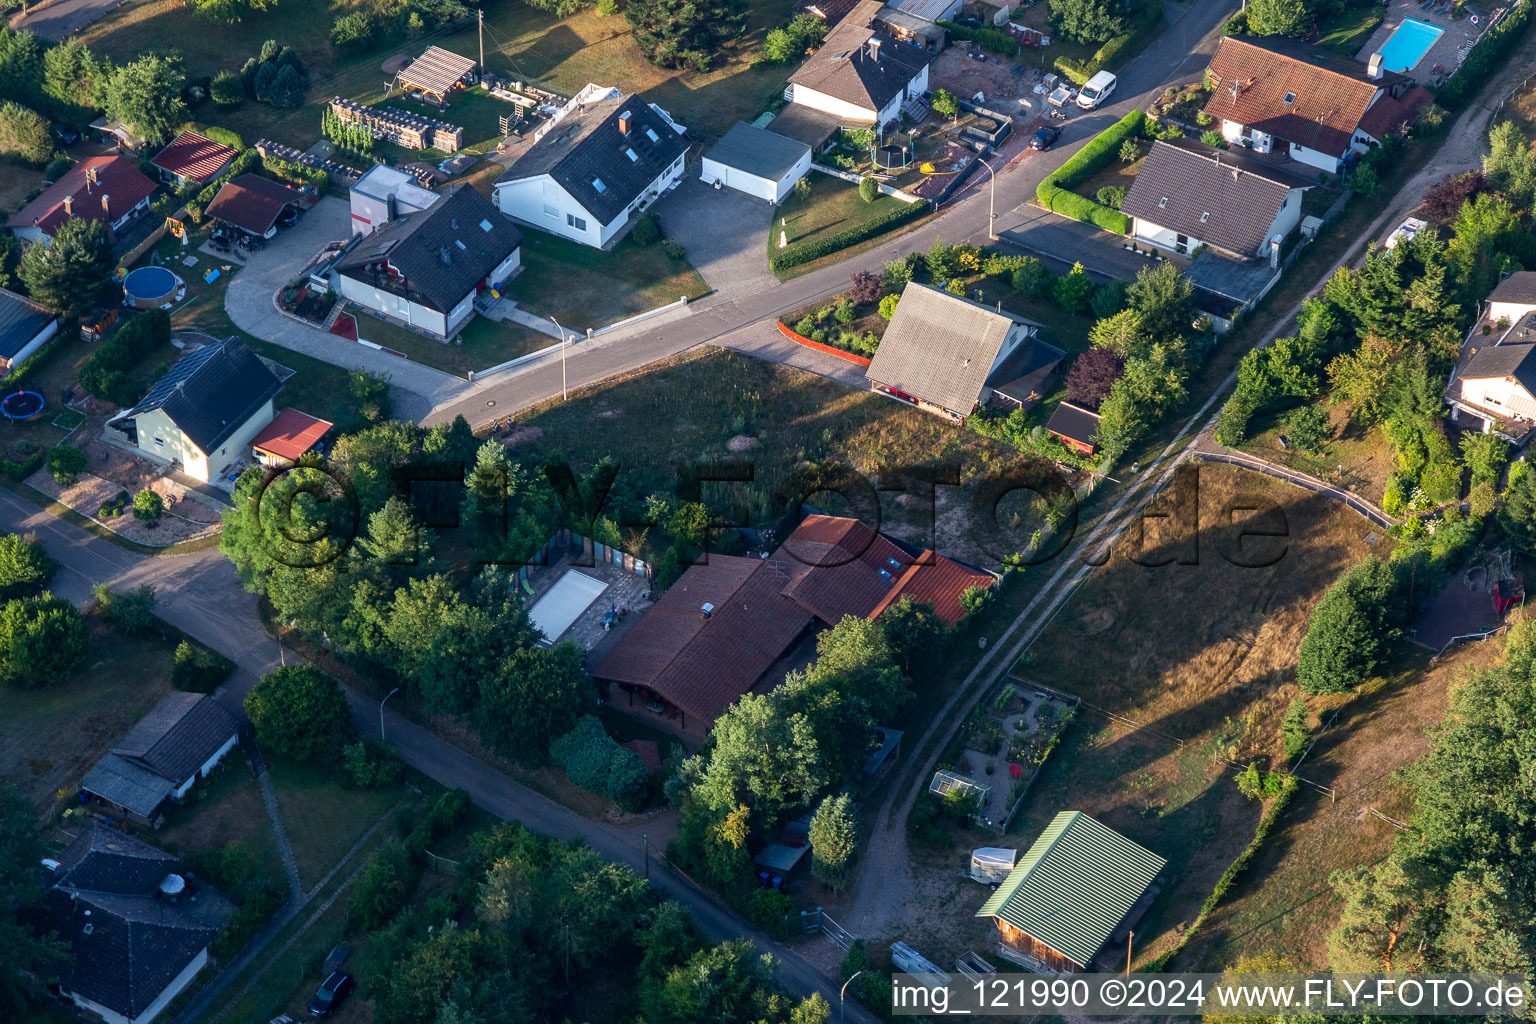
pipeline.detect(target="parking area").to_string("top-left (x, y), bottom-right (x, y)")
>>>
top-left (1001, 205), bottom-right (1185, 282)
top-left (652, 176), bottom-right (775, 296)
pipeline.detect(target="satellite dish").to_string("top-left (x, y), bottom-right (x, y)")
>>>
top-left (159, 874), bottom-right (186, 896)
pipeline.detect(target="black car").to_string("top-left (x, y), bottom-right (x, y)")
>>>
top-left (52, 123), bottom-right (79, 145)
top-left (307, 972), bottom-right (354, 1017)
top-left (1029, 126), bottom-right (1061, 151)
top-left (275, 206), bottom-right (300, 229)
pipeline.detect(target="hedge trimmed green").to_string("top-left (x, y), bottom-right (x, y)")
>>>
top-left (1055, 6), bottom-right (1161, 85)
top-left (937, 20), bottom-right (1019, 56)
top-left (1437, 0), bottom-right (1532, 110)
top-left (1035, 110), bottom-right (1143, 234)
top-left (769, 199), bottom-right (927, 273)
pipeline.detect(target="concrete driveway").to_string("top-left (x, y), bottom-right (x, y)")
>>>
top-left (1000, 204), bottom-right (1184, 282)
top-left (651, 176), bottom-right (776, 297)
top-left (222, 196), bottom-right (470, 419)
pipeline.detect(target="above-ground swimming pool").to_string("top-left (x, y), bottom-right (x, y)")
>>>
top-left (122, 265), bottom-right (181, 310)
top-left (1377, 18), bottom-right (1444, 72)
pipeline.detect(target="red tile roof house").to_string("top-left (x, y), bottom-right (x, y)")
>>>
top-left (6, 156), bottom-right (157, 246)
top-left (149, 130), bottom-right (239, 188)
top-left (1202, 35), bottom-right (1413, 176)
top-left (204, 173), bottom-right (307, 240)
top-left (593, 514), bottom-right (993, 742)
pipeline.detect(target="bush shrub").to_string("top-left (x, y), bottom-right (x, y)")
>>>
top-left (342, 739), bottom-right (405, 788)
top-left (1036, 110), bottom-right (1142, 234)
top-left (46, 445), bottom-right (86, 485)
top-left (93, 583), bottom-right (156, 632)
top-left (1437, 0), bottom-right (1532, 110)
top-left (769, 201), bottom-right (927, 273)
top-left (0, 593), bottom-right (87, 687)
top-left (210, 70), bottom-right (244, 106)
top-left (132, 489), bottom-right (165, 521)
top-left (0, 533), bottom-right (55, 602)
top-left (80, 309), bottom-right (171, 405)
top-left (1095, 185), bottom-right (1127, 209)
top-left (173, 639), bottom-right (233, 691)
top-left (878, 293), bottom-right (900, 320)
top-left (858, 175), bottom-right (878, 202)
top-left (938, 20), bottom-right (1020, 56)
top-left (549, 715), bottom-right (649, 809)
top-left (630, 212), bottom-right (661, 245)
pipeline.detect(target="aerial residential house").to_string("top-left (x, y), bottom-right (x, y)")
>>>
top-left (393, 46), bottom-right (478, 106)
top-left (700, 121), bottom-right (813, 203)
top-left (27, 821), bottom-right (233, 1024)
top-left (113, 337), bottom-right (283, 483)
top-left (865, 282), bottom-right (1046, 422)
top-left (594, 513), bottom-right (992, 739)
top-left (977, 811), bottom-right (1166, 973)
top-left (79, 692), bottom-right (241, 825)
top-left (6, 156), bottom-right (157, 245)
top-left (786, 0), bottom-right (936, 125)
top-left (1445, 279), bottom-right (1536, 445)
top-left (349, 163), bottom-right (441, 235)
top-left (1045, 400), bottom-right (1103, 456)
top-left (149, 131), bottom-right (238, 188)
top-left (1482, 271), bottom-right (1536, 328)
top-left (1202, 35), bottom-right (1408, 174)
top-left (249, 407), bottom-right (334, 467)
top-left (336, 185), bottom-right (523, 340)
top-left (0, 287), bottom-right (59, 376)
top-left (204, 174), bottom-right (307, 240)
top-left (1121, 139), bottom-right (1316, 260)
top-left (873, 5), bottom-right (948, 52)
top-left (493, 83), bottom-right (689, 248)
top-left (886, 0), bottom-right (962, 24)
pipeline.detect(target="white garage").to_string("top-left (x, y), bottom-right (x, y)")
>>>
top-left (700, 121), bottom-right (813, 205)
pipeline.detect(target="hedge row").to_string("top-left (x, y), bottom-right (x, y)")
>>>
top-left (1054, 5), bottom-right (1161, 85)
top-left (1035, 109), bottom-right (1143, 234)
top-left (1437, 0), bottom-right (1533, 110)
top-left (768, 199), bottom-right (927, 273)
top-left (1143, 776), bottom-right (1300, 972)
top-left (937, 20), bottom-right (1020, 57)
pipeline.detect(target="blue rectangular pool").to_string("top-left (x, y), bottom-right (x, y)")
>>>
top-left (1377, 17), bottom-right (1444, 72)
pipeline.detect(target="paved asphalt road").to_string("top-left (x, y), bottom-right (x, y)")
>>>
top-left (0, 487), bottom-right (877, 1021)
top-left (421, 0), bottom-right (1233, 428)
top-left (8, 0), bottom-right (122, 41)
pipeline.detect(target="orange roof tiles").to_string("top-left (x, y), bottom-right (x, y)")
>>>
top-left (250, 408), bottom-right (333, 462)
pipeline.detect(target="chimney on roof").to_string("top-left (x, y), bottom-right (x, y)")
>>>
top-left (62, 194), bottom-right (73, 217)
top-left (1367, 52), bottom-right (1384, 80)
top-left (101, 193), bottom-right (110, 215)
top-left (440, 245), bottom-right (451, 265)
top-left (868, 38), bottom-right (882, 61)
top-left (700, 602), bottom-right (714, 619)
top-left (618, 109), bottom-right (632, 135)
top-left (85, 165), bottom-right (99, 188)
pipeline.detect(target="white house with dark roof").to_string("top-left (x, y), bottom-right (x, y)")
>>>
top-left (79, 692), bottom-right (240, 825)
top-left (27, 821), bottom-right (233, 1024)
top-left (1446, 275), bottom-right (1536, 444)
top-left (493, 83), bottom-right (689, 248)
top-left (0, 286), bottom-right (58, 376)
top-left (700, 121), bottom-right (812, 203)
top-left (1483, 271), bottom-right (1536, 327)
top-left (865, 282), bottom-right (1045, 422)
top-left (787, 0), bottom-right (935, 125)
top-left (1121, 139), bottom-right (1315, 260)
top-left (111, 337), bottom-right (283, 484)
top-left (337, 185), bottom-right (522, 339)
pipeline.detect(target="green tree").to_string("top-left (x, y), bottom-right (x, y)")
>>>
top-left (651, 939), bottom-right (789, 1024)
top-left (0, 592), bottom-right (86, 686)
top-left (1328, 852), bottom-right (1440, 972)
top-left (244, 665), bottom-right (355, 760)
top-left (1449, 193), bottom-right (1535, 300)
top-left (1297, 557), bottom-right (1401, 694)
top-left (358, 495), bottom-right (424, 565)
top-left (0, 27), bottom-right (45, 108)
top-left (0, 783), bottom-right (68, 1017)
top-left (1285, 403), bottom-right (1331, 455)
top-left (807, 792), bottom-right (859, 891)
top-left (1095, 343), bottom-right (1189, 457)
top-left (1245, 0), bottom-right (1310, 36)
top-left (1126, 261), bottom-right (1196, 342)
top-left (107, 53), bottom-right (187, 143)
top-left (184, 0), bottom-right (277, 20)
top-left (523, 0), bottom-right (596, 14)
top-left (43, 36), bottom-right (109, 115)
top-left (931, 87), bottom-right (960, 120)
top-left (19, 216), bottom-right (116, 318)
top-left (1483, 120), bottom-right (1536, 210)
top-left (1052, 261), bottom-right (1094, 311)
top-left (210, 69), bottom-right (244, 105)
top-left (1049, 0), bottom-right (1124, 43)
top-left (474, 642), bottom-right (589, 758)
top-left (1088, 308), bottom-right (1149, 358)
top-left (0, 99), bottom-right (53, 164)
top-left (877, 595), bottom-right (946, 680)
top-left (93, 582), bottom-right (156, 632)
top-left (625, 0), bottom-right (745, 70)
top-left (694, 690), bottom-right (827, 823)
top-left (0, 532), bottom-right (55, 601)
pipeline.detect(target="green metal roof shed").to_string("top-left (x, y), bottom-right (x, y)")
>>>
top-left (976, 811), bottom-right (1166, 969)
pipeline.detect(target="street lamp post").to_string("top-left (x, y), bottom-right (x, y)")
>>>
top-left (380, 687), bottom-right (400, 741)
top-left (981, 158), bottom-right (999, 242)
top-left (550, 316), bottom-right (569, 400)
top-left (840, 970), bottom-right (864, 1024)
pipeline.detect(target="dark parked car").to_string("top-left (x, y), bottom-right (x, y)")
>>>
top-left (52, 123), bottom-right (79, 145)
top-left (275, 206), bottom-right (299, 228)
top-left (1029, 126), bottom-right (1061, 151)
top-left (307, 972), bottom-right (354, 1018)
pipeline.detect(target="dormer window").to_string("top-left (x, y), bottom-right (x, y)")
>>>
top-left (1283, 91), bottom-right (1297, 104)
top-left (1158, 196), bottom-right (1168, 208)
top-left (1200, 211), bottom-right (1210, 222)
top-left (592, 177), bottom-right (607, 193)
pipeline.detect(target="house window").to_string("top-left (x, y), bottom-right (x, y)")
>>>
top-left (566, 213), bottom-right (587, 231)
top-left (624, 147), bottom-right (638, 162)
top-left (153, 437), bottom-right (165, 448)
top-left (1240, 124), bottom-right (1253, 139)
top-left (592, 177), bottom-right (607, 193)
top-left (1175, 233), bottom-right (1189, 254)
top-left (645, 127), bottom-right (660, 143)
top-left (1283, 91), bottom-right (1297, 104)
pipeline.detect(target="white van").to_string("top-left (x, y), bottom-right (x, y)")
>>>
top-left (1076, 71), bottom-right (1118, 110)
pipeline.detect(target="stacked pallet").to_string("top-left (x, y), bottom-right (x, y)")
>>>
top-left (328, 98), bottom-right (465, 154)
top-left (255, 139), bottom-right (367, 188)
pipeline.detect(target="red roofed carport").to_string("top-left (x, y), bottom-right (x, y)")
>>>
top-left (250, 408), bottom-right (333, 466)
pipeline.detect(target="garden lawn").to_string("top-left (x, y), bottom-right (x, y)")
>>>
top-left (268, 755), bottom-right (407, 891)
top-left (1238, 399), bottom-right (1396, 506)
top-left (1075, 153), bottom-right (1143, 207)
top-left (1015, 465), bottom-right (1385, 968)
top-left (769, 173), bottom-right (932, 279)
top-left (0, 623), bottom-right (179, 810)
top-left (1497, 77), bottom-right (1536, 140)
top-left (505, 228), bottom-right (708, 331)
top-left (1315, 4), bottom-right (1387, 56)
top-left (348, 308), bottom-right (549, 376)
top-left (79, 0), bottom-right (799, 157)
top-left (155, 760), bottom-right (285, 893)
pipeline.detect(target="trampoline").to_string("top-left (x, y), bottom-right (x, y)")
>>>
top-left (1, 390), bottom-right (45, 421)
top-left (122, 266), bottom-right (181, 310)
top-left (876, 144), bottom-right (911, 170)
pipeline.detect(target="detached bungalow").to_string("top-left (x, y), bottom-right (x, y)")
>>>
top-left (80, 692), bottom-right (240, 825)
top-left (865, 282), bottom-right (1046, 422)
top-left (204, 174), bottom-right (306, 240)
top-left (149, 131), bottom-right (238, 188)
top-left (493, 83), bottom-right (689, 248)
top-left (28, 821), bottom-right (233, 1024)
top-left (113, 337), bottom-right (283, 483)
top-left (1202, 35), bottom-right (1408, 175)
top-left (6, 156), bottom-right (157, 246)
top-left (0, 287), bottom-right (58, 377)
top-left (337, 185), bottom-right (523, 340)
top-left (1121, 138), bottom-right (1315, 260)
top-left (978, 811), bottom-right (1166, 973)
top-left (786, 0), bottom-right (935, 125)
